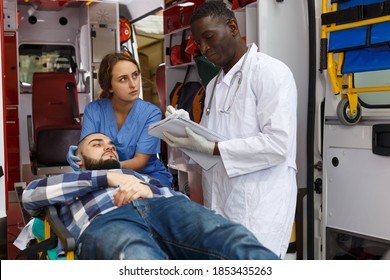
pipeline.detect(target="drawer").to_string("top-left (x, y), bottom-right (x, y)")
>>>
top-left (7, 171), bottom-right (21, 191)
top-left (5, 119), bottom-right (19, 136)
top-left (6, 106), bottom-right (18, 118)
top-left (6, 136), bottom-right (20, 153)
top-left (7, 153), bottom-right (20, 172)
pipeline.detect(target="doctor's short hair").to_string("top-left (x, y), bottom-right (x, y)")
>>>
top-left (98, 52), bottom-right (141, 99)
top-left (190, 0), bottom-right (235, 24)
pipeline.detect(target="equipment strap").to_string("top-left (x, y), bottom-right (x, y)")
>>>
top-left (66, 82), bottom-right (81, 125)
top-left (322, 0), bottom-right (390, 25)
top-left (15, 236), bottom-right (57, 260)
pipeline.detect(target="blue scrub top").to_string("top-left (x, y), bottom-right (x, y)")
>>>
top-left (81, 98), bottom-right (173, 187)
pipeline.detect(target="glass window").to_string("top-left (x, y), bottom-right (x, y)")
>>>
top-left (354, 70), bottom-right (390, 107)
top-left (19, 44), bottom-right (76, 88)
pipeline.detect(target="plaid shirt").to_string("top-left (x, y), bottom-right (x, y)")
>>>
top-left (22, 169), bottom-right (184, 241)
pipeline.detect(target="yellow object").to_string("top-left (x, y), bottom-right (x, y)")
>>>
top-left (321, 0), bottom-right (390, 125)
top-left (290, 222), bottom-right (296, 243)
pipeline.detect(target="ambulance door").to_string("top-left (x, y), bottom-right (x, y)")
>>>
top-left (0, 0), bottom-right (8, 260)
top-left (322, 70), bottom-right (390, 259)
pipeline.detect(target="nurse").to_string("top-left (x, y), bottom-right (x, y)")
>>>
top-left (67, 52), bottom-right (173, 187)
top-left (163, 0), bottom-right (297, 258)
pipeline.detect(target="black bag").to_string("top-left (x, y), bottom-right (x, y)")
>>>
top-left (169, 66), bottom-right (205, 123)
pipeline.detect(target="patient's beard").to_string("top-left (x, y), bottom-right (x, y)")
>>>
top-left (83, 156), bottom-right (121, 170)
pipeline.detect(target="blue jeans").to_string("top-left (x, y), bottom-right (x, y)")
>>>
top-left (77, 196), bottom-right (279, 260)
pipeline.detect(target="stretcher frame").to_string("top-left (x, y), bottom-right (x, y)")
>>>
top-left (43, 206), bottom-right (75, 260)
top-left (321, 0), bottom-right (390, 125)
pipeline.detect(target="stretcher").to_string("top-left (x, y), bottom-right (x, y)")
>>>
top-left (320, 0), bottom-right (390, 125)
top-left (16, 207), bottom-right (75, 260)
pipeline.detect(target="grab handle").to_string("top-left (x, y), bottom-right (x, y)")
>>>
top-left (372, 124), bottom-right (390, 156)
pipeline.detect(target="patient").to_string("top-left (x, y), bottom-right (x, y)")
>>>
top-left (22, 132), bottom-right (279, 260)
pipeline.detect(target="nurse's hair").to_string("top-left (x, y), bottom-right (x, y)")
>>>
top-left (190, 0), bottom-right (235, 24)
top-left (98, 52), bottom-right (141, 99)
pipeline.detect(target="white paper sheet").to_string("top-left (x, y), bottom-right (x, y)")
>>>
top-left (148, 114), bottom-right (226, 170)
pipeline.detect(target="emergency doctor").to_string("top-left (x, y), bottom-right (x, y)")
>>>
top-left (163, 0), bottom-right (297, 258)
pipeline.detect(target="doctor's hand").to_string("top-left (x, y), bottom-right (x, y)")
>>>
top-left (163, 127), bottom-right (215, 155)
top-left (66, 145), bottom-right (81, 171)
top-left (165, 105), bottom-right (190, 119)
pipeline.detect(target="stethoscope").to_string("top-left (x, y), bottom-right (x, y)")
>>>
top-left (206, 47), bottom-right (250, 115)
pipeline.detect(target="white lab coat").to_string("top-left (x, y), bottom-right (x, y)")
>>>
top-left (200, 44), bottom-right (297, 258)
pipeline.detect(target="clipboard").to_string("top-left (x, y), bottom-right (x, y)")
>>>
top-left (148, 114), bottom-right (226, 141)
top-left (148, 114), bottom-right (226, 169)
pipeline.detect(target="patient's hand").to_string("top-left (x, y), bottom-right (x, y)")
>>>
top-left (107, 172), bottom-right (153, 206)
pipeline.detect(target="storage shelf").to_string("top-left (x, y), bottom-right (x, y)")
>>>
top-left (164, 26), bottom-right (190, 36)
top-left (165, 61), bottom-right (195, 69)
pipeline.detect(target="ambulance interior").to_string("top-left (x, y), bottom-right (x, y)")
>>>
top-left (1, 0), bottom-right (390, 260)
top-left (2, 0), bottom-right (167, 260)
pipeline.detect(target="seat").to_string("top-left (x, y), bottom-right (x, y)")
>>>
top-left (28, 72), bottom-right (82, 175)
top-left (155, 63), bottom-right (167, 115)
top-left (155, 63), bottom-right (168, 166)
top-left (320, 0), bottom-right (390, 125)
